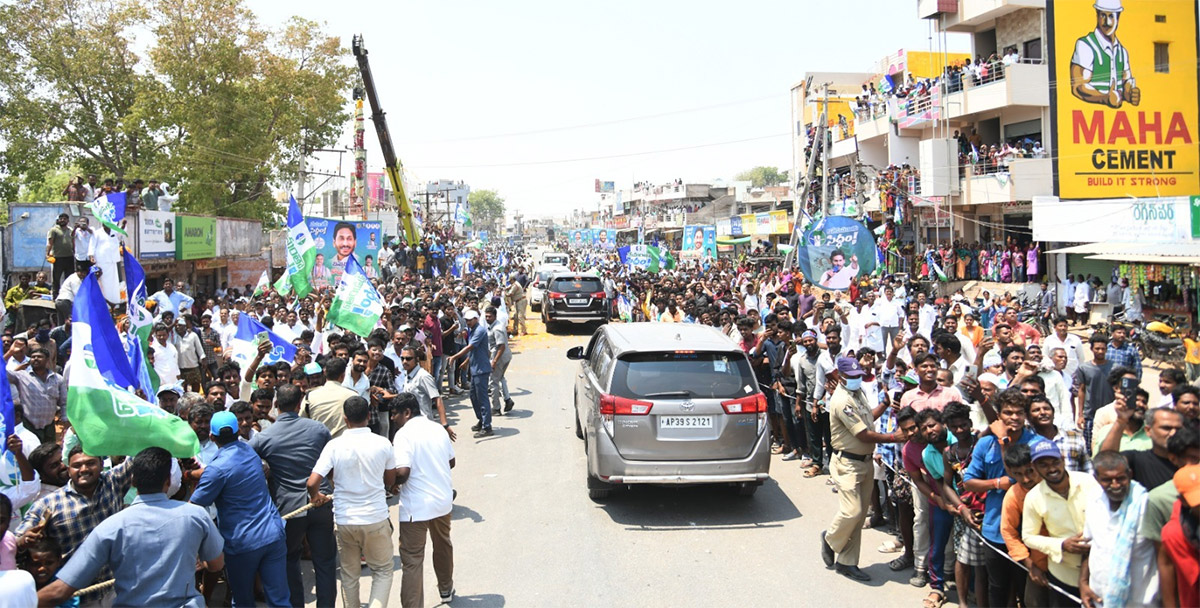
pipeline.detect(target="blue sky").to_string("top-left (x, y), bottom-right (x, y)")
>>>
top-left (249, 0), bottom-right (969, 218)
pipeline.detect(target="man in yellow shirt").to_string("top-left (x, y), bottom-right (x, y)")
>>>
top-left (1021, 440), bottom-right (1102, 605)
top-left (1184, 327), bottom-right (1200, 383)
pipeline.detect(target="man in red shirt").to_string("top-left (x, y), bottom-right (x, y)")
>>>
top-left (900, 354), bottom-right (965, 412)
top-left (1160, 464), bottom-right (1200, 608)
top-left (1003, 308), bottom-right (1042, 347)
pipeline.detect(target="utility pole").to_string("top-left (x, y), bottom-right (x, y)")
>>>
top-left (784, 83), bottom-right (830, 269)
top-left (820, 84), bottom-right (831, 219)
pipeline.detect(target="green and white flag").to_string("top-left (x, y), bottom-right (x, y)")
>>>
top-left (325, 254), bottom-right (383, 338)
top-left (253, 270), bottom-right (271, 298)
top-left (273, 269), bottom-right (293, 296)
top-left (285, 195), bottom-right (317, 298)
top-left (68, 272), bottom-right (199, 458)
top-left (85, 191), bottom-right (128, 236)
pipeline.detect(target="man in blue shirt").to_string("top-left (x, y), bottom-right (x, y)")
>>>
top-left (147, 277), bottom-right (195, 319)
top-left (192, 411), bottom-right (289, 607)
top-left (37, 447), bottom-right (225, 608)
top-left (250, 384), bottom-right (336, 608)
top-left (962, 388), bottom-right (1046, 608)
top-left (1105, 326), bottom-right (1142, 380)
top-left (447, 309), bottom-right (493, 438)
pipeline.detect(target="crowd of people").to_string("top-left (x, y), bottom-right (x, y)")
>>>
top-left (0, 225), bottom-right (542, 606)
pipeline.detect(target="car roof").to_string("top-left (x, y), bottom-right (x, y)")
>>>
top-left (600, 323), bottom-right (740, 356)
top-left (549, 271), bottom-right (599, 279)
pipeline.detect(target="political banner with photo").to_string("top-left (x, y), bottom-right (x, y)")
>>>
top-left (569, 229), bottom-right (587, 248)
top-left (797, 216), bottom-right (877, 290)
top-left (591, 228), bottom-right (616, 249)
top-left (304, 217), bottom-right (382, 290)
top-left (681, 225), bottom-right (717, 259)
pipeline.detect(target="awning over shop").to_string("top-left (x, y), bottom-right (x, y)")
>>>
top-left (1046, 242), bottom-right (1200, 265)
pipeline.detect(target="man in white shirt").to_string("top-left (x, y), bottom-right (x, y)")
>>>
top-left (86, 224), bottom-right (123, 305)
top-left (308, 397), bottom-right (397, 608)
top-left (54, 264), bottom-right (87, 323)
top-left (390, 393), bottom-right (456, 607)
top-left (150, 323), bottom-right (181, 387)
top-left (872, 286), bottom-right (904, 354)
top-left (1078, 451), bottom-right (1157, 608)
top-left (916, 292), bottom-right (938, 340)
top-left (342, 350), bottom-right (370, 398)
top-left (1042, 316), bottom-right (1084, 380)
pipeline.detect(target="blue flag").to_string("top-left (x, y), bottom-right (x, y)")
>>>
top-left (0, 358), bottom-right (13, 455)
top-left (230, 314), bottom-right (297, 370)
top-left (77, 271), bottom-right (141, 391)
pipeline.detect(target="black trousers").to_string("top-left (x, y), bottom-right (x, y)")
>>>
top-left (285, 503), bottom-right (337, 608)
top-left (51, 256), bottom-right (73, 295)
top-left (984, 538), bottom-right (1026, 607)
top-left (805, 410), bottom-right (832, 465)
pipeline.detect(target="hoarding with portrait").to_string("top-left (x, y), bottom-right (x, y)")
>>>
top-left (1048, 0), bottom-right (1199, 199)
top-left (303, 218), bottom-right (382, 290)
top-left (681, 225), bottom-right (717, 259)
top-left (796, 216), bottom-right (877, 291)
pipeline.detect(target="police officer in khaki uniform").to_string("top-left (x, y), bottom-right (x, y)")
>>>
top-left (819, 356), bottom-right (904, 581)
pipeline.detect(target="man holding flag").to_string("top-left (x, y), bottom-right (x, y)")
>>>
top-left (326, 254), bottom-right (384, 338)
top-left (280, 195), bottom-right (318, 299)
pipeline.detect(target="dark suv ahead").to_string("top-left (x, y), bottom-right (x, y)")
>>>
top-left (541, 272), bottom-right (607, 331)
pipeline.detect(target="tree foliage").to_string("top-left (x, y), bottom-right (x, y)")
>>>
top-left (468, 189), bottom-right (505, 231)
top-left (735, 166), bottom-right (788, 188)
top-left (0, 0), bottom-right (354, 223)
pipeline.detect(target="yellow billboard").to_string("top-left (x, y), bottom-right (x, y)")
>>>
top-left (1048, 0), bottom-right (1198, 199)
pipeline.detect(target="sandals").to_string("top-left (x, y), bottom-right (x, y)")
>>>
top-left (888, 553), bottom-right (913, 571)
top-left (802, 465), bottom-right (824, 478)
top-left (922, 591), bottom-right (946, 608)
top-left (878, 539), bottom-right (904, 553)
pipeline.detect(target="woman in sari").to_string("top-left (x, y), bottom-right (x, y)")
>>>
top-left (966, 243), bottom-right (980, 279)
top-left (999, 248), bottom-right (1012, 282)
top-left (941, 244), bottom-right (956, 280)
top-left (978, 290), bottom-right (996, 328)
top-left (955, 242), bottom-right (969, 280)
top-left (978, 248), bottom-right (990, 281)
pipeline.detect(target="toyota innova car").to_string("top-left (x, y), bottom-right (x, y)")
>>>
top-left (567, 323), bottom-right (770, 500)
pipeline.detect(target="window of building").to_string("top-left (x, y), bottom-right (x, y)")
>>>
top-left (1022, 38), bottom-right (1042, 62)
top-left (1154, 42), bottom-right (1170, 73)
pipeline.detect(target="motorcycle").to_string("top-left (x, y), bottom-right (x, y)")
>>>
top-left (1140, 314), bottom-right (1187, 366)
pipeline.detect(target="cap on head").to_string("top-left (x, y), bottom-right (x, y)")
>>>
top-left (156, 383), bottom-right (184, 397)
top-left (836, 356), bottom-right (865, 378)
top-left (210, 411), bottom-right (238, 436)
top-left (303, 362), bottom-right (323, 375)
top-left (1030, 440), bottom-right (1063, 462)
top-left (1093, 0), bottom-right (1122, 12)
top-left (463, 310), bottom-right (480, 320)
top-left (1174, 464), bottom-right (1200, 506)
top-left (800, 330), bottom-right (817, 340)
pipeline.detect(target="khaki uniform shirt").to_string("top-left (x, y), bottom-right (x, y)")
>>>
top-left (828, 384), bottom-right (874, 457)
top-left (302, 381), bottom-right (358, 438)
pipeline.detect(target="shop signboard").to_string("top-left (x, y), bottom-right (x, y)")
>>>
top-left (175, 215), bottom-right (216, 260)
top-left (1048, 0), bottom-right (1199, 199)
top-left (1032, 195), bottom-right (1194, 242)
top-left (138, 210), bottom-right (174, 259)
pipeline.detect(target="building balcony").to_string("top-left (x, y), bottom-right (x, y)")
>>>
top-left (942, 61), bottom-right (1049, 120)
top-left (931, 0), bottom-right (1045, 33)
top-left (959, 157), bottom-right (1052, 205)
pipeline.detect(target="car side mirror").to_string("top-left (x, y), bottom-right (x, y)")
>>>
top-left (566, 346), bottom-right (585, 360)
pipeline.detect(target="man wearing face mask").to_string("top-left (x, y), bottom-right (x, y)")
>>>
top-left (820, 356), bottom-right (905, 582)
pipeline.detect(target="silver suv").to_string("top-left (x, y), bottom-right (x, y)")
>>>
top-left (567, 323), bottom-right (770, 500)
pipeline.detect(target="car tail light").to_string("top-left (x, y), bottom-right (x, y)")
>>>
top-left (721, 394), bottom-right (767, 414)
top-left (548, 292), bottom-right (565, 299)
top-left (590, 292), bottom-right (606, 299)
top-left (599, 394), bottom-right (654, 416)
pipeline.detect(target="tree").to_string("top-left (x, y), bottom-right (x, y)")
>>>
top-left (468, 189), bottom-right (505, 231)
top-left (735, 166), bottom-right (788, 188)
top-left (0, 0), bottom-right (353, 225)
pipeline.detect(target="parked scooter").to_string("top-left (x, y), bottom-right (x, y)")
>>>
top-left (1141, 314), bottom-right (1187, 365)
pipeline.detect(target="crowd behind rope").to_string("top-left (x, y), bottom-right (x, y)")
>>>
top-left (0, 213), bottom-right (1197, 606)
top-left (0, 218), bottom-right (541, 605)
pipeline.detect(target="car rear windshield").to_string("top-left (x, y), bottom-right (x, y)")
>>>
top-left (549, 277), bottom-right (603, 294)
top-left (609, 352), bottom-right (757, 400)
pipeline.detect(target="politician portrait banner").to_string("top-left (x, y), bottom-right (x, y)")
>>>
top-left (797, 216), bottom-right (877, 291)
top-left (304, 218), bottom-right (382, 290)
top-left (1048, 0), bottom-right (1199, 199)
top-left (682, 225), bottom-right (717, 259)
top-left (591, 228), bottom-right (616, 249)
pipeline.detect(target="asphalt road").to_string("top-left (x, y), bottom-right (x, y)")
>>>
top-left (314, 318), bottom-right (938, 607)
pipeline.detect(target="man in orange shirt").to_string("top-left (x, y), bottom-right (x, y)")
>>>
top-left (999, 442), bottom-right (1053, 608)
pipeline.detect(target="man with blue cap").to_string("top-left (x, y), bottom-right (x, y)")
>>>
top-left (191, 410), bottom-right (290, 607)
top-left (820, 355), bottom-right (906, 582)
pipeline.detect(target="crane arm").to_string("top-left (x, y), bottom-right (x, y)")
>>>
top-left (352, 34), bottom-right (419, 247)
